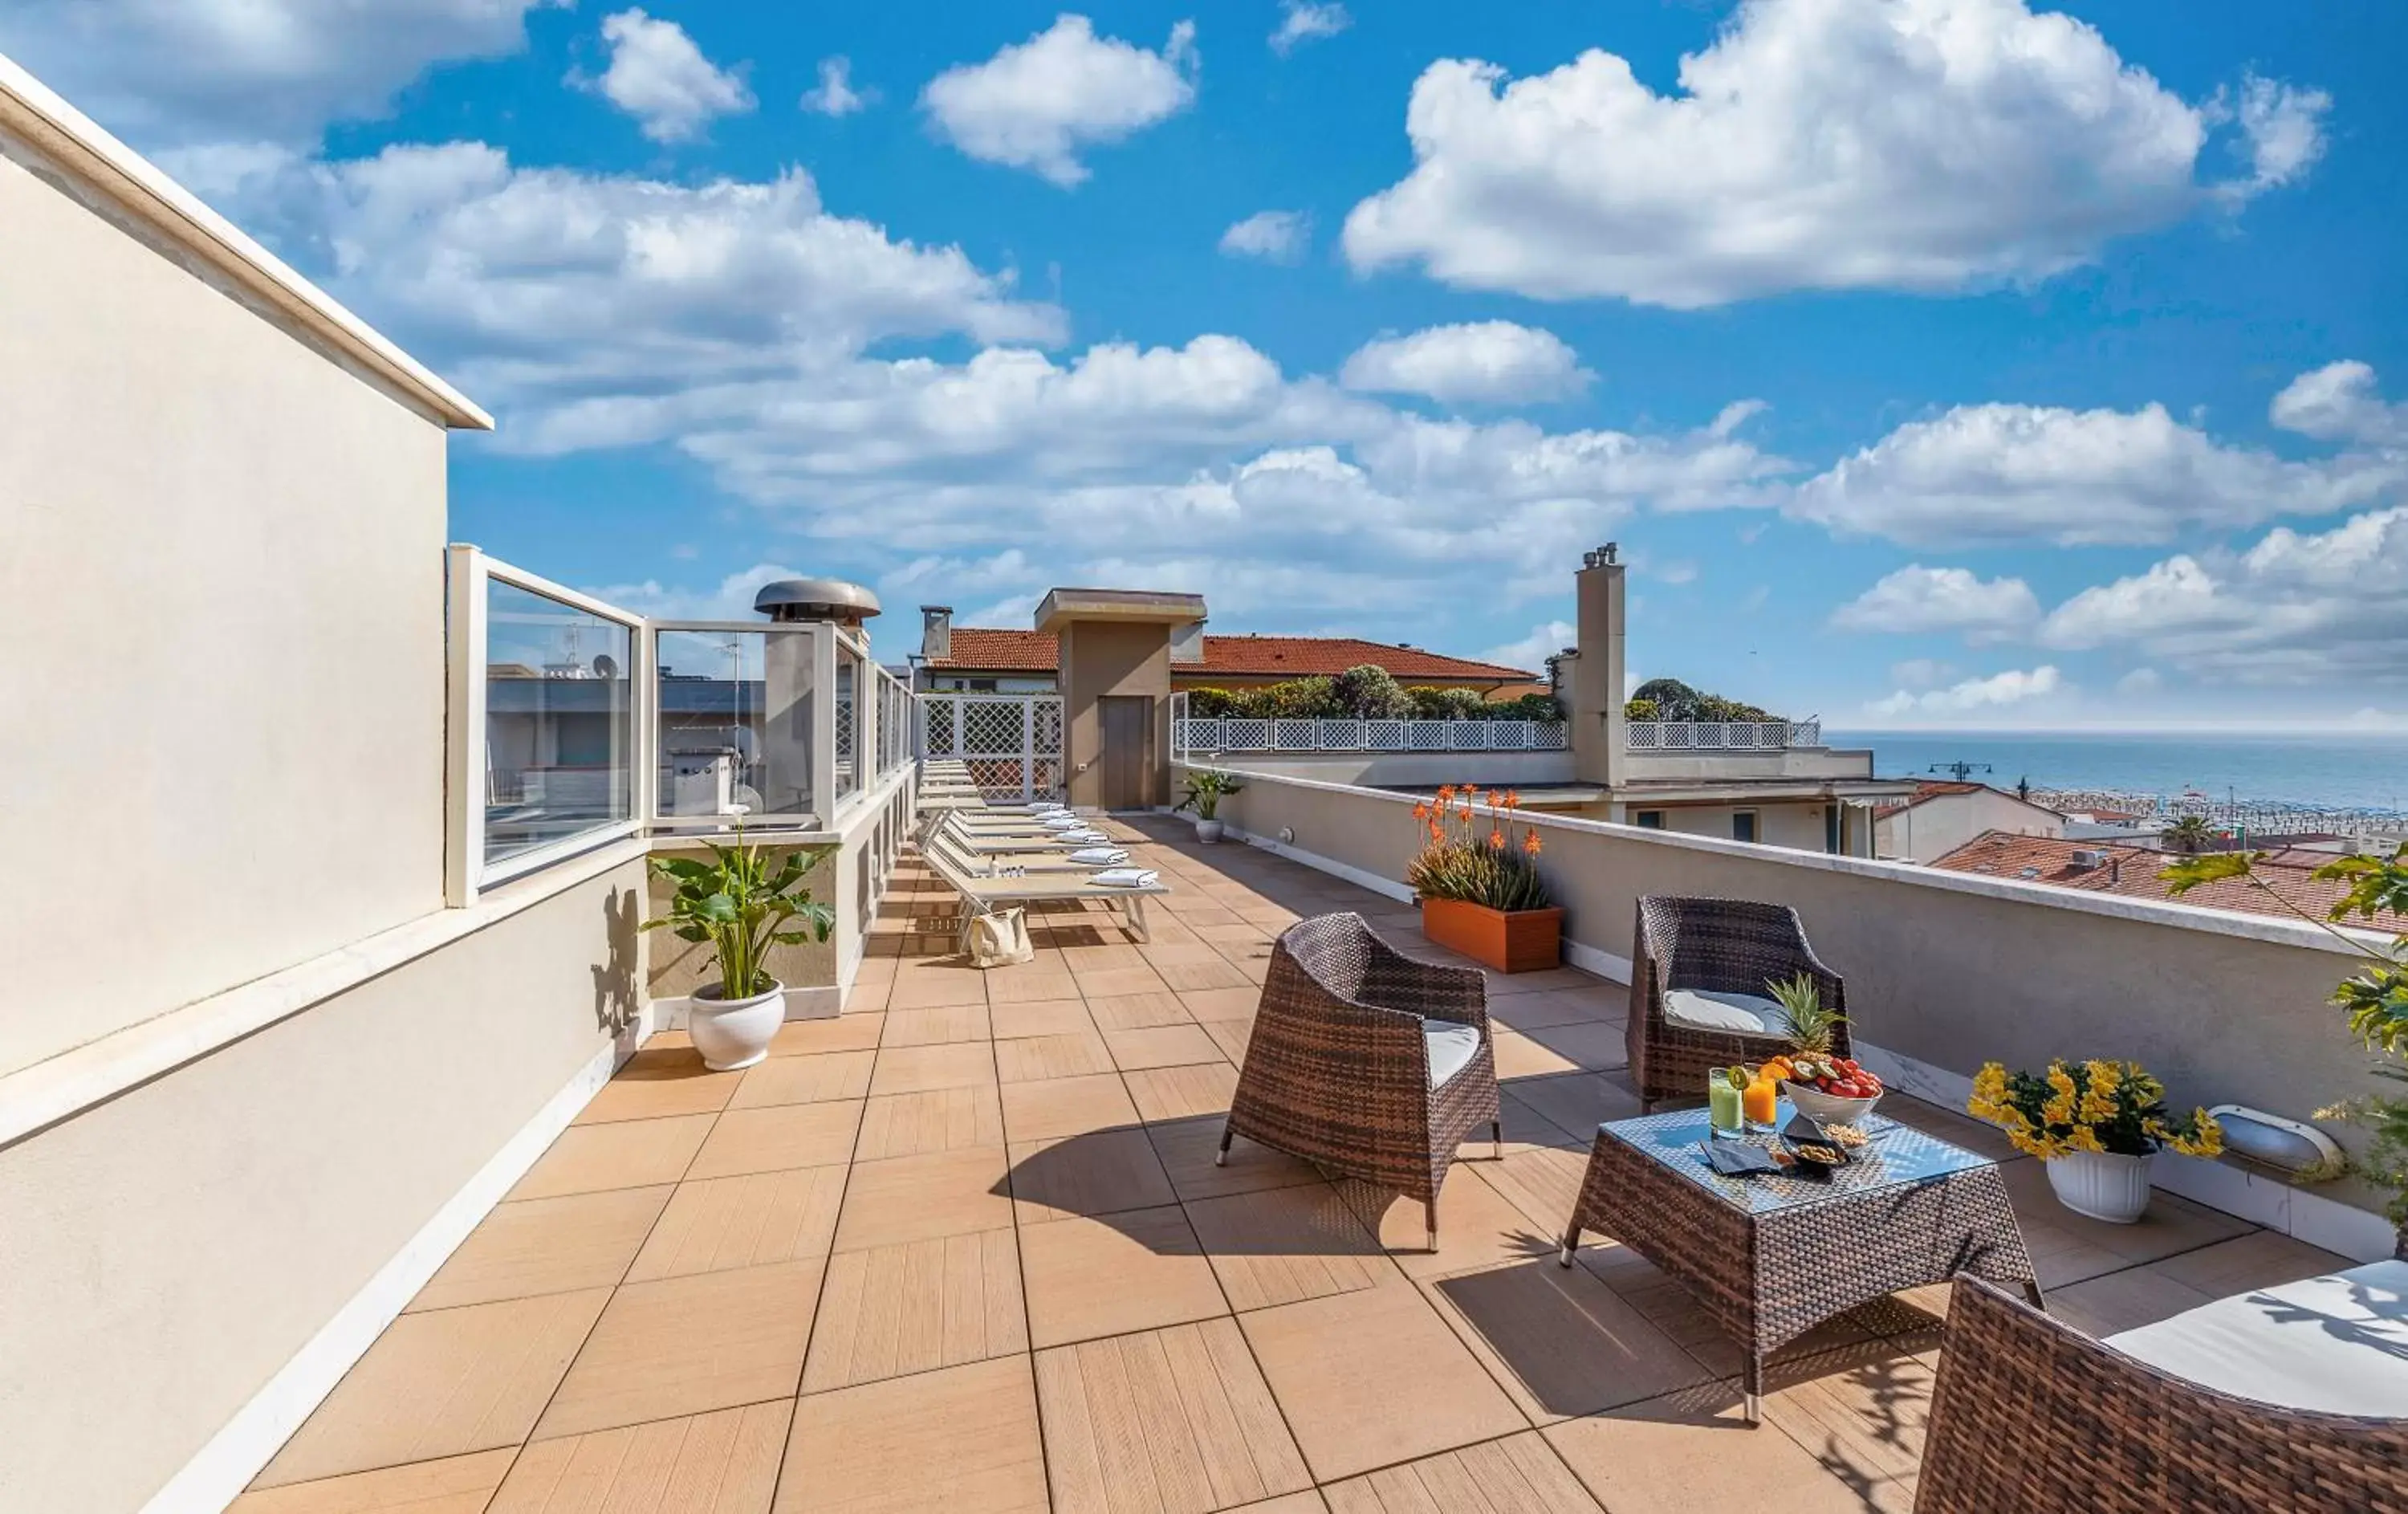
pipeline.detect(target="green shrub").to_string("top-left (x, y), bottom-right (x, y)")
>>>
top-left (1330, 664), bottom-right (1411, 719)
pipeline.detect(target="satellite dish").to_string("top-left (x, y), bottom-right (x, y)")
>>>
top-left (592, 653), bottom-right (620, 678)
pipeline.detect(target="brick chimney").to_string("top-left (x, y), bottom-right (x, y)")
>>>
top-left (1567, 544), bottom-right (1626, 791)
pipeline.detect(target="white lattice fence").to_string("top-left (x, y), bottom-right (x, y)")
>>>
top-left (918, 694), bottom-right (1064, 800)
top-left (1169, 716), bottom-right (1569, 754)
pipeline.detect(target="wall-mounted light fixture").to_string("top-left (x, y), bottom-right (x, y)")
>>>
top-left (2205, 1105), bottom-right (2347, 1181)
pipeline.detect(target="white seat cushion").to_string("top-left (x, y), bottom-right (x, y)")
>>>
top-left (2103, 1259), bottom-right (2408, 1416)
top-left (1662, 987), bottom-right (1781, 1036)
top-left (1422, 1020), bottom-right (1483, 1089)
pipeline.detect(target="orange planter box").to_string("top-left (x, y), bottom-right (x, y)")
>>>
top-left (1418, 897), bottom-right (1564, 974)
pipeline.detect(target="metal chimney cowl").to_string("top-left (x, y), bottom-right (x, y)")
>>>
top-left (754, 578), bottom-right (881, 628)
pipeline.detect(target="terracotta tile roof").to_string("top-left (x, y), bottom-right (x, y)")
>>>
top-left (1873, 781), bottom-right (2064, 817)
top-left (1928, 830), bottom-right (2404, 927)
top-left (926, 628), bottom-right (1534, 680)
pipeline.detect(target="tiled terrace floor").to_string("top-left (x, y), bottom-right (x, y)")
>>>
top-left (235, 816), bottom-right (2349, 1513)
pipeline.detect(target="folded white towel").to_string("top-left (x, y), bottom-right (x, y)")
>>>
top-left (1068, 847), bottom-right (1129, 865)
top-left (1090, 867), bottom-right (1161, 889)
top-left (1027, 803), bottom-right (1068, 814)
top-left (1057, 829), bottom-right (1108, 844)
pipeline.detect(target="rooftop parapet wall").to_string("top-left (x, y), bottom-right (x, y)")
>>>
top-left (1186, 763), bottom-right (2402, 1240)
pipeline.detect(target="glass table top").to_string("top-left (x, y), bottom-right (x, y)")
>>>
top-left (1598, 1103), bottom-right (1995, 1216)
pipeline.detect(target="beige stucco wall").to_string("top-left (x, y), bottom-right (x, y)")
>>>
top-left (0, 129), bottom-right (451, 1076)
top-left (1877, 789), bottom-right (2067, 863)
top-left (1618, 799), bottom-right (1833, 853)
top-left (0, 859), bottom-right (646, 1514)
top-left (1202, 767), bottom-right (2395, 1208)
top-left (1061, 621), bottom-right (1171, 808)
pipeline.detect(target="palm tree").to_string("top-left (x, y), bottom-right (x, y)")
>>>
top-left (2165, 814), bottom-right (2216, 855)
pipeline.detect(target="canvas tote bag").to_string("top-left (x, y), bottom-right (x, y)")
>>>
top-left (968, 906), bottom-right (1035, 968)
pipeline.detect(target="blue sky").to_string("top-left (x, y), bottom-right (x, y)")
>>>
top-left (9, 0), bottom-right (2406, 728)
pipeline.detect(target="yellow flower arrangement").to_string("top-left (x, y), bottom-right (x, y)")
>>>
top-left (1967, 1058), bottom-right (2223, 1162)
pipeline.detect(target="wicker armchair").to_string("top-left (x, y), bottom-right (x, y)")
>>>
top-left (1221, 914), bottom-right (1500, 1249)
top-left (1627, 896), bottom-right (1849, 1110)
top-left (1917, 1276), bottom-right (2408, 1512)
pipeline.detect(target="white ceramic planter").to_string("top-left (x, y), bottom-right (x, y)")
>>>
top-left (687, 980), bottom-right (786, 1071)
top-left (2044, 1149), bottom-right (2154, 1223)
top-left (1194, 818), bottom-right (1225, 844)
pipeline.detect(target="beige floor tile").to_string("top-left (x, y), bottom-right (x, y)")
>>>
top-left (1074, 964), bottom-right (1174, 999)
top-left (729, 1052), bottom-right (877, 1110)
top-left (1474, 1141), bottom-right (1592, 1238)
top-left (1544, 1386), bottom-right (1885, 1514)
top-left (628, 1167), bottom-right (848, 1280)
top-left (491, 1401), bottom-right (790, 1513)
top-left (1022, 1206), bottom-right (1230, 1348)
top-left (1125, 1062), bottom-right (1240, 1122)
top-left (409, 1186), bottom-right (671, 1313)
top-left (1153, 957), bottom-right (1255, 994)
top-left (881, 1003), bottom-right (992, 1048)
top-left (230, 1449), bottom-right (518, 1513)
top-left (1482, 967), bottom-right (1606, 998)
top-left (1487, 991), bottom-right (1621, 1032)
top-left (1321, 1431), bottom-right (1601, 1514)
top-left (1178, 987), bottom-right (1261, 1023)
top-left (990, 997), bottom-right (1096, 1040)
top-left (885, 966), bottom-right (990, 1010)
top-left (1103, 1024), bottom-right (1226, 1072)
top-left (1087, 991), bottom-right (1196, 1032)
top-left (1200, 1018), bottom-right (1253, 1067)
top-left (2045, 1264), bottom-right (2217, 1337)
top-left (1879, 1095), bottom-right (2024, 1164)
top-left (853, 1085), bottom-right (1006, 1159)
top-left (1008, 1128), bottom-right (1178, 1221)
top-left (986, 967), bottom-right (1084, 1005)
top-left (1425, 1258), bottom-right (1713, 1422)
top-left (255, 1289), bottom-right (612, 1488)
top-left (1758, 1340), bottom-right (1939, 1486)
top-left (2149, 1228), bottom-right (2348, 1295)
top-left (1001, 1071), bottom-right (1143, 1142)
top-left (805, 1230), bottom-right (1027, 1392)
top-left (1223, 1496), bottom-right (1327, 1513)
top-left (576, 1048), bottom-right (741, 1125)
top-left (776, 1354), bottom-right (1048, 1514)
top-left (689, 1102), bottom-right (863, 1181)
top-left (1499, 1072), bottom-right (1637, 1142)
top-left (1060, 942), bottom-right (1153, 971)
top-left (867, 1040), bottom-right (997, 1097)
top-left (1036, 1317), bottom-right (1311, 1512)
top-left (509, 1115), bottom-right (715, 1201)
top-left (1999, 1159), bottom-right (2251, 1287)
top-left (1335, 1168), bottom-right (1548, 1279)
top-left (1489, 1030), bottom-right (1584, 1081)
top-left (1185, 1184), bottom-right (1393, 1312)
top-left (1239, 1282), bottom-right (1525, 1483)
top-left (832, 1146), bottom-right (1015, 1252)
top-left (1149, 1119), bottom-right (1325, 1203)
top-left (995, 1030), bottom-right (1117, 1083)
top-left (770, 1013), bottom-right (886, 1056)
top-left (537, 1260), bottom-right (821, 1440)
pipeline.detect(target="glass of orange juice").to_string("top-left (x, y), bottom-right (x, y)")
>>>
top-left (1743, 1069), bottom-right (1780, 1131)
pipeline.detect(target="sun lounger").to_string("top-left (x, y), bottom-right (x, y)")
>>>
top-left (921, 834), bottom-right (1169, 947)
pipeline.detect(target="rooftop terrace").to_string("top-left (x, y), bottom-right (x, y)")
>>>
top-left (230, 819), bottom-right (2342, 1514)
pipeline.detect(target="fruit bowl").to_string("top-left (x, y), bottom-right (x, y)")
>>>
top-left (1782, 1081), bottom-right (1881, 1125)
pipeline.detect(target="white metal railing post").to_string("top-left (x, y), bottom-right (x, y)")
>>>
top-left (855, 636), bottom-right (879, 796)
top-left (443, 543), bottom-right (489, 907)
top-left (811, 625), bottom-right (837, 824)
top-left (631, 619), bottom-right (658, 829)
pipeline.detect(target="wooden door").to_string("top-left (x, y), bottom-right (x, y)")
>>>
top-left (1098, 695), bottom-right (1153, 809)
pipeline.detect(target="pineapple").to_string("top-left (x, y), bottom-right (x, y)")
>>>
top-left (1767, 973), bottom-right (1846, 1070)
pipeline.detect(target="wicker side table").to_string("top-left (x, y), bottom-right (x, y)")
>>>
top-left (1558, 1109), bottom-right (2041, 1423)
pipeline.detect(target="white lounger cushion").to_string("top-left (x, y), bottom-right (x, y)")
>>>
top-left (2103, 1259), bottom-right (2408, 1416)
top-left (1423, 1021), bottom-right (1483, 1089)
top-left (1662, 987), bottom-right (1783, 1035)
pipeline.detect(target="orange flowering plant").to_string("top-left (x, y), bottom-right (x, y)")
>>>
top-left (1405, 784), bottom-right (1552, 911)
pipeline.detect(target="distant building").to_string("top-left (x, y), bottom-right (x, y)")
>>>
top-left (913, 613), bottom-right (1541, 698)
top-left (1873, 781), bottom-right (2068, 864)
top-left (1928, 831), bottom-right (2405, 928)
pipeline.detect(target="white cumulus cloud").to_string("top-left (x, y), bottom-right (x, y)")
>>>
top-left (1479, 621), bottom-right (1576, 674)
top-left (800, 56), bottom-right (876, 117)
top-left (584, 9), bottom-right (755, 143)
top-left (921, 14), bottom-right (1198, 187)
top-left (1270, 2), bottom-right (1350, 55)
top-left (1342, 0), bottom-right (2325, 307)
top-left (1219, 210), bottom-right (1311, 263)
top-left (0, 0), bottom-right (566, 145)
top-left (2271, 360), bottom-right (2408, 448)
top-left (1790, 394), bottom-right (2405, 547)
top-left (1831, 565), bottom-right (2040, 640)
top-left (1869, 665), bottom-right (2064, 718)
top-left (1339, 322), bottom-right (1592, 406)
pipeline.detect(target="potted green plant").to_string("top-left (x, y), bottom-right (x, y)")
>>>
top-left (1968, 1059), bottom-right (2223, 1222)
top-left (1405, 786), bottom-right (1560, 972)
top-left (1174, 768), bottom-right (1244, 844)
top-left (643, 824), bottom-right (838, 1071)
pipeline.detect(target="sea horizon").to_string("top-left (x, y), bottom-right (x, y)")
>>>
top-left (1824, 727), bottom-right (2408, 814)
